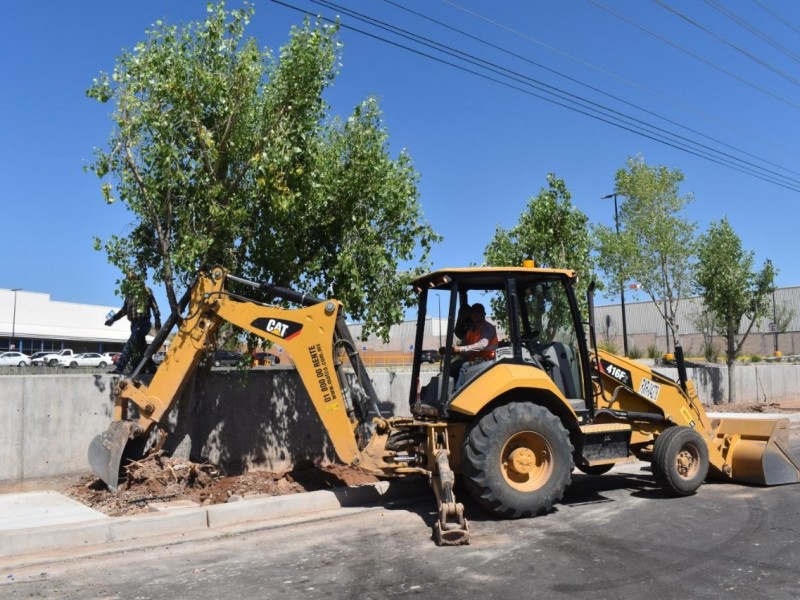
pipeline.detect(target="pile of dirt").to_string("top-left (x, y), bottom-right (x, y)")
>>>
top-left (66, 452), bottom-right (378, 517)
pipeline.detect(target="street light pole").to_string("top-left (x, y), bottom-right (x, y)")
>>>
top-left (602, 194), bottom-right (629, 356)
top-left (10, 288), bottom-right (21, 351)
top-left (772, 286), bottom-right (779, 355)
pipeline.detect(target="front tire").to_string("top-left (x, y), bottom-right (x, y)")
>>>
top-left (99, 361), bottom-right (107, 368)
top-left (463, 402), bottom-right (574, 518)
top-left (652, 426), bottom-right (709, 496)
top-left (69, 361), bottom-right (78, 368)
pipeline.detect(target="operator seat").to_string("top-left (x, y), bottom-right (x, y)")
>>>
top-left (540, 342), bottom-right (585, 411)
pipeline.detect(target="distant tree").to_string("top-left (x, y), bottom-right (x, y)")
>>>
top-left (595, 156), bottom-right (695, 351)
top-left (688, 306), bottom-right (719, 362)
top-left (600, 314), bottom-right (619, 345)
top-left (484, 174), bottom-right (594, 335)
top-left (695, 218), bottom-right (776, 402)
top-left (774, 303), bottom-right (796, 338)
top-left (86, 3), bottom-right (439, 341)
top-left (769, 301), bottom-right (796, 357)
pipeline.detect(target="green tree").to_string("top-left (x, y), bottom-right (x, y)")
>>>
top-left (86, 3), bottom-right (438, 340)
top-left (484, 174), bottom-right (594, 334)
top-left (695, 218), bottom-right (776, 402)
top-left (595, 156), bottom-right (695, 351)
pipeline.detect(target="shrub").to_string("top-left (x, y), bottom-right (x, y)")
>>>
top-left (750, 354), bottom-right (762, 363)
top-left (702, 341), bottom-right (719, 363)
top-left (598, 340), bottom-right (618, 354)
top-left (627, 346), bottom-right (643, 359)
top-left (646, 344), bottom-right (659, 359)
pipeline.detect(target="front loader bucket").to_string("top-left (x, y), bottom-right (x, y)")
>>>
top-left (711, 417), bottom-right (800, 486)
top-left (87, 421), bottom-right (146, 492)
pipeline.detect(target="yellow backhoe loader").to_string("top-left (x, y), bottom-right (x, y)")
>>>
top-left (89, 264), bottom-right (800, 545)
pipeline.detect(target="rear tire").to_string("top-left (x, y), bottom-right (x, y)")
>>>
top-left (463, 402), bottom-right (574, 518)
top-left (99, 361), bottom-right (107, 368)
top-left (652, 426), bottom-right (709, 496)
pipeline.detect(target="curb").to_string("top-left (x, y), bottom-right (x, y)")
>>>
top-left (0, 478), bottom-right (429, 565)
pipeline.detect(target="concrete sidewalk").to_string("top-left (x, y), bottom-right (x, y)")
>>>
top-left (0, 478), bottom-right (430, 568)
top-left (3, 411), bottom-right (798, 569)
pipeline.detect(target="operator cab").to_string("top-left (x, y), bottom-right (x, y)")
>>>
top-left (409, 265), bottom-right (593, 419)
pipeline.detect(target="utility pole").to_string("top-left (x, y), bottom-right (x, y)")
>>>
top-left (11, 288), bottom-right (21, 351)
top-left (602, 193), bottom-right (629, 356)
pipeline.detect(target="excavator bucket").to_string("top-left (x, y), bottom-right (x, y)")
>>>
top-left (710, 417), bottom-right (800, 486)
top-left (87, 421), bottom-right (147, 492)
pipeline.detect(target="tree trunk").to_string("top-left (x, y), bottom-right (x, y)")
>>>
top-left (726, 332), bottom-right (736, 403)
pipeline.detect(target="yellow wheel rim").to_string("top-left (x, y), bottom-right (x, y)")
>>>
top-left (676, 444), bottom-right (700, 480)
top-left (501, 431), bottom-right (554, 492)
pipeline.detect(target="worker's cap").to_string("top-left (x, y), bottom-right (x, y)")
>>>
top-left (471, 303), bottom-right (486, 315)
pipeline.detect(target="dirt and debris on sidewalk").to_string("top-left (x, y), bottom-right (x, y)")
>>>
top-left (705, 401), bottom-right (800, 414)
top-left (65, 452), bottom-right (378, 517)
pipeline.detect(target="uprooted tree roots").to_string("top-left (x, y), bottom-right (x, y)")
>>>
top-left (66, 452), bottom-right (378, 517)
top-left (124, 452), bottom-right (218, 489)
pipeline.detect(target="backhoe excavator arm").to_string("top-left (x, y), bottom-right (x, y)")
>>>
top-left (89, 266), bottom-right (377, 489)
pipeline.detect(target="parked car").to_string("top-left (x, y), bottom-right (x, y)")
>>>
top-left (212, 350), bottom-right (242, 367)
top-left (153, 351), bottom-right (167, 365)
top-left (38, 349), bottom-right (75, 366)
top-left (59, 352), bottom-right (109, 368)
top-left (253, 352), bottom-right (280, 366)
top-left (420, 349), bottom-right (441, 363)
top-left (30, 351), bottom-right (54, 366)
top-left (0, 351), bottom-right (31, 367)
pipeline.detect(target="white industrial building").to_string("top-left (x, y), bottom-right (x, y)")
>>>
top-left (0, 288), bottom-right (131, 355)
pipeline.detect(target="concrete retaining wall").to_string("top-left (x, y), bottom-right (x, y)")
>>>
top-left (0, 369), bottom-right (424, 486)
top-left (657, 363), bottom-right (800, 405)
top-left (0, 374), bottom-right (119, 482)
top-left (1, 364), bottom-right (798, 485)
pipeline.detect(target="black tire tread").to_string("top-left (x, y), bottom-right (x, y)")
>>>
top-left (463, 402), bottom-right (574, 519)
top-left (652, 426), bottom-right (709, 496)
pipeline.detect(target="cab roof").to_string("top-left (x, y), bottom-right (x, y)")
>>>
top-left (411, 266), bottom-right (577, 292)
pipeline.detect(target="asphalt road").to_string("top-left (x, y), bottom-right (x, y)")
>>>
top-left (5, 441), bottom-right (800, 600)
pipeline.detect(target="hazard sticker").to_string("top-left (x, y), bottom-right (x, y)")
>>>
top-left (638, 378), bottom-right (661, 402)
top-left (680, 406), bottom-right (697, 429)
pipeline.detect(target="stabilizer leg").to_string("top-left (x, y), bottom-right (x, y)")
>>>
top-left (432, 449), bottom-right (470, 546)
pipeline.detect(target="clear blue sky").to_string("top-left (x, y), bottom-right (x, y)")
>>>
top-left (2, 0), bottom-right (799, 312)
